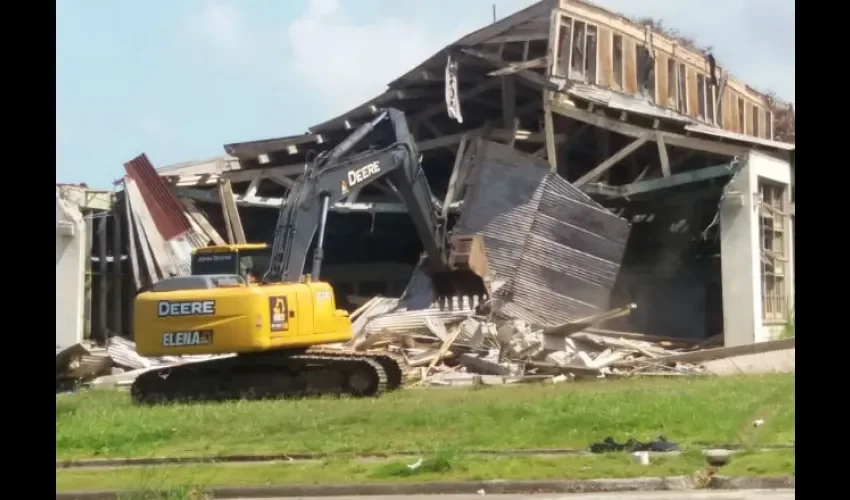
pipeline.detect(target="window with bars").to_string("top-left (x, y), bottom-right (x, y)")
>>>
top-left (758, 181), bottom-right (789, 322)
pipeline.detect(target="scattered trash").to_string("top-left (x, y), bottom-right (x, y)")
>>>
top-left (589, 436), bottom-right (680, 454)
top-left (753, 419), bottom-right (765, 427)
top-left (631, 451), bottom-right (650, 465)
top-left (407, 458), bottom-right (423, 471)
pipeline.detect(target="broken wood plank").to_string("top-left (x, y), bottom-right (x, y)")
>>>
top-left (575, 133), bottom-right (651, 186)
top-left (218, 179), bottom-right (246, 244)
top-left (488, 56), bottom-right (548, 77)
top-left (656, 133), bottom-right (671, 177)
top-left (629, 338), bottom-right (796, 366)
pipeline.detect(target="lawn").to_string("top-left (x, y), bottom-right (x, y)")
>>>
top-left (56, 449), bottom-right (795, 493)
top-left (56, 373), bottom-right (795, 460)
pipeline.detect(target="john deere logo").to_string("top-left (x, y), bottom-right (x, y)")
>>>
top-left (340, 180), bottom-right (349, 195)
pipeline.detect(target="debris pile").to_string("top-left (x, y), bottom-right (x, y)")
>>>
top-left (56, 336), bottom-right (228, 390)
top-left (321, 296), bottom-right (720, 387)
top-left (320, 292), bottom-right (797, 386)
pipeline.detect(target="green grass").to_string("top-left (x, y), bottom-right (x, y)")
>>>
top-left (56, 449), bottom-right (795, 493)
top-left (56, 374), bottom-right (795, 460)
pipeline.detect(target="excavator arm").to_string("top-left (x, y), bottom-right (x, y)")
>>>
top-left (263, 108), bottom-right (487, 297)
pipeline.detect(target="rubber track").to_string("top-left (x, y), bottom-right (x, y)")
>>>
top-left (307, 347), bottom-right (407, 390)
top-left (131, 353), bottom-right (387, 405)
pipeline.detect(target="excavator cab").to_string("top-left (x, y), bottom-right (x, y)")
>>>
top-left (191, 243), bottom-right (271, 283)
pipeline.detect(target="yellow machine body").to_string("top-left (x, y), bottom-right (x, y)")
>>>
top-left (134, 279), bottom-right (353, 357)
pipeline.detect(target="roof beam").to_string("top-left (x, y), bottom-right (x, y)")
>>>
top-left (582, 163), bottom-right (737, 198)
top-left (550, 98), bottom-right (747, 157)
top-left (418, 127), bottom-right (564, 151)
top-left (574, 133), bottom-right (652, 186)
top-left (175, 187), bottom-right (463, 214)
top-left (309, 89), bottom-right (440, 134)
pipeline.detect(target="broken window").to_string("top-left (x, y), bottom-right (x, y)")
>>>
top-left (737, 97), bottom-right (745, 133)
top-left (556, 17), bottom-right (573, 77)
top-left (752, 104), bottom-right (760, 137)
top-left (758, 181), bottom-right (789, 323)
top-left (666, 58), bottom-right (676, 108)
top-left (636, 45), bottom-right (655, 99)
top-left (612, 34), bottom-right (623, 89)
top-left (585, 25), bottom-right (598, 84)
top-left (696, 74), bottom-right (706, 120)
top-left (677, 63), bottom-right (687, 114)
top-left (570, 21), bottom-right (587, 80)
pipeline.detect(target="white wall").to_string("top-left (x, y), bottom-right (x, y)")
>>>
top-left (56, 190), bottom-right (87, 350)
top-left (720, 151), bottom-right (794, 346)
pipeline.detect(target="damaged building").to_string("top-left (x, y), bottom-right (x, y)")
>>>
top-left (57, 0), bottom-right (795, 385)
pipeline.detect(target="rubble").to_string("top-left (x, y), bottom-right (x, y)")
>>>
top-left (323, 297), bottom-right (795, 387)
top-left (56, 336), bottom-right (229, 390)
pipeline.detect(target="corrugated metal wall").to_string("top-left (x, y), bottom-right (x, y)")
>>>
top-left (455, 140), bottom-right (630, 326)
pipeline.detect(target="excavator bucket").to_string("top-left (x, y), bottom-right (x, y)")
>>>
top-left (428, 234), bottom-right (492, 301)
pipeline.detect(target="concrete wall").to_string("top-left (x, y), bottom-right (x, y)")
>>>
top-left (720, 151), bottom-right (794, 347)
top-left (56, 191), bottom-right (87, 350)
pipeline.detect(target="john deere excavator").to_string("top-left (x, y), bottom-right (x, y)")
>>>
top-left (130, 108), bottom-right (489, 404)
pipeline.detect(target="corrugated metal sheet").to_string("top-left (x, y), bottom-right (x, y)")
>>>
top-left (454, 139), bottom-right (630, 326)
top-left (124, 154), bottom-right (193, 241)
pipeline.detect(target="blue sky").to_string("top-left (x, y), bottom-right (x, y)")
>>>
top-left (56, 0), bottom-right (794, 189)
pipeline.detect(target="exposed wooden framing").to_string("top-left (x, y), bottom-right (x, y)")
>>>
top-left (266, 171), bottom-right (298, 188)
top-left (244, 178), bottom-right (261, 198)
top-left (461, 48), bottom-right (564, 92)
top-left (224, 134), bottom-right (324, 161)
top-left (522, 41), bottom-right (530, 61)
top-left (550, 98), bottom-right (747, 157)
top-left (542, 91), bottom-right (558, 172)
top-left (442, 135), bottom-right (469, 219)
top-left (483, 33), bottom-right (549, 45)
top-left (124, 188), bottom-right (142, 289)
top-left (111, 204), bottom-right (122, 335)
top-left (218, 179), bottom-right (246, 244)
top-left (583, 163), bottom-right (735, 198)
top-left (177, 187), bottom-right (463, 214)
top-left (418, 126), bottom-right (563, 151)
top-left (420, 118), bottom-right (443, 138)
top-left (489, 57), bottom-right (548, 77)
top-left (390, 0), bottom-right (555, 86)
top-left (411, 79), bottom-right (501, 125)
top-left (574, 133), bottom-right (651, 186)
top-left (309, 89), bottom-right (440, 134)
top-left (656, 133), bottom-right (671, 177)
top-left (181, 199), bottom-right (226, 246)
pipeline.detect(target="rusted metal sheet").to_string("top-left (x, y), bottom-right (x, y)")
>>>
top-left (124, 154), bottom-right (192, 241)
top-left (656, 53), bottom-right (669, 108)
top-left (452, 139), bottom-right (630, 326)
top-left (687, 67), bottom-right (699, 119)
top-left (597, 27), bottom-right (613, 88)
top-left (623, 38), bottom-right (637, 95)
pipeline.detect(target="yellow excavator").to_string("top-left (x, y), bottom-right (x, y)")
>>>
top-left (131, 108), bottom-right (490, 404)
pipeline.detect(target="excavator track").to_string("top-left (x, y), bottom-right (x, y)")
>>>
top-left (130, 351), bottom-right (389, 405)
top-left (307, 347), bottom-right (407, 390)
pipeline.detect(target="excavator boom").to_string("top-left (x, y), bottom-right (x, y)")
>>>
top-left (129, 108), bottom-right (488, 405)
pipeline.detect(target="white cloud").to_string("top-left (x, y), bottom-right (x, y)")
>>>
top-left (188, 0), bottom-right (794, 114)
top-left (286, 0), bottom-right (474, 114)
top-left (188, 0), bottom-right (260, 70)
